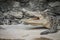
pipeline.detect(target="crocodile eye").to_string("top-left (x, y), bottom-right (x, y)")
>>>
top-left (32, 17), bottom-right (40, 20)
top-left (37, 17), bottom-right (40, 20)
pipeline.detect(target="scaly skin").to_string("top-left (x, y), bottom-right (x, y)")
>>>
top-left (22, 10), bottom-right (58, 35)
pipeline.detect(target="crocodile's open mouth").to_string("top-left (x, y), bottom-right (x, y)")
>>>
top-left (23, 16), bottom-right (43, 26)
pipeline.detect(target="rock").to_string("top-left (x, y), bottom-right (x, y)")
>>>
top-left (0, 0), bottom-right (60, 25)
top-left (48, 1), bottom-right (60, 13)
top-left (49, 1), bottom-right (60, 7)
top-left (9, 11), bottom-right (23, 18)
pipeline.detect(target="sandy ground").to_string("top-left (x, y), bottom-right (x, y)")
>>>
top-left (0, 24), bottom-right (60, 40)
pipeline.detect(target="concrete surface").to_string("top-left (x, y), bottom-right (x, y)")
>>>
top-left (0, 24), bottom-right (60, 40)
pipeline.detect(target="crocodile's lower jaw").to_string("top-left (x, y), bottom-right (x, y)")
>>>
top-left (23, 18), bottom-right (51, 29)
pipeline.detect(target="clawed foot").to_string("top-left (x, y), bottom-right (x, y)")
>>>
top-left (40, 30), bottom-right (49, 35)
top-left (40, 30), bottom-right (57, 35)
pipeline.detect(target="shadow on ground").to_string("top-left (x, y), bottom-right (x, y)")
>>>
top-left (33, 37), bottom-right (53, 40)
